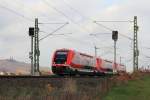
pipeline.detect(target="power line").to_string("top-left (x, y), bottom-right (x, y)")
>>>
top-left (94, 21), bottom-right (133, 40)
top-left (43, 0), bottom-right (133, 51)
top-left (43, 0), bottom-right (72, 22)
top-left (126, 58), bottom-right (132, 63)
top-left (42, 0), bottom-right (92, 33)
top-left (0, 4), bottom-right (33, 22)
top-left (38, 22), bottom-right (69, 31)
top-left (62, 0), bottom-right (87, 20)
top-left (95, 20), bottom-right (133, 23)
top-left (39, 22), bottom-right (69, 41)
top-left (38, 22), bottom-right (69, 25)
top-left (63, 0), bottom-right (133, 43)
top-left (40, 0), bottom-right (97, 47)
top-left (91, 33), bottom-right (112, 35)
top-left (142, 47), bottom-right (150, 50)
top-left (60, 1), bottom-right (126, 49)
top-left (90, 36), bottom-right (113, 47)
top-left (94, 21), bottom-right (113, 31)
top-left (13, 0), bottom-right (57, 22)
top-left (40, 30), bottom-right (72, 36)
top-left (61, 2), bottom-right (134, 41)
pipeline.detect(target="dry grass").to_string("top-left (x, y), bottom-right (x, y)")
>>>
top-left (2, 72), bottom-right (147, 100)
top-left (0, 77), bottom-right (115, 100)
top-left (63, 78), bottom-right (77, 93)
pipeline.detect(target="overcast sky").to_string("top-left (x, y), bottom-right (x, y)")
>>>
top-left (0, 0), bottom-right (150, 72)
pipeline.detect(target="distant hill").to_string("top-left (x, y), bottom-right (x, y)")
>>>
top-left (0, 59), bottom-right (51, 75)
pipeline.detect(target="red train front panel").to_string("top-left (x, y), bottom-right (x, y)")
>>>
top-left (52, 49), bottom-right (71, 74)
top-left (52, 49), bottom-right (98, 75)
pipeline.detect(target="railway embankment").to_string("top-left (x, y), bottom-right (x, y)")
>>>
top-left (0, 76), bottom-right (112, 100)
top-left (0, 72), bottom-right (149, 100)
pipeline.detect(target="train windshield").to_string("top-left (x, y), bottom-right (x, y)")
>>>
top-left (54, 51), bottom-right (68, 64)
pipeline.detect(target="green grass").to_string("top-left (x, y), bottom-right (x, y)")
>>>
top-left (104, 75), bottom-right (150, 100)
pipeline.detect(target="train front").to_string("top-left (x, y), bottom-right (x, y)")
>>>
top-left (51, 49), bottom-right (73, 75)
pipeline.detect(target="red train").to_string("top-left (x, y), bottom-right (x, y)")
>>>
top-left (52, 49), bottom-right (125, 75)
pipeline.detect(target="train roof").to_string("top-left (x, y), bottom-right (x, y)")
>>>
top-left (79, 53), bottom-right (93, 58)
top-left (54, 48), bottom-right (123, 65)
top-left (55, 48), bottom-right (72, 52)
top-left (104, 59), bottom-right (113, 63)
top-left (55, 48), bottom-right (94, 58)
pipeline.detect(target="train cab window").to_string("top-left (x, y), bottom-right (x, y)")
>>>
top-left (54, 51), bottom-right (68, 64)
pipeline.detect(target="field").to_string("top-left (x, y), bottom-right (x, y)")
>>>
top-left (0, 77), bottom-right (114, 100)
top-left (104, 73), bottom-right (150, 100)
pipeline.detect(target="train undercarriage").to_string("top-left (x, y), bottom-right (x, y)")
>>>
top-left (52, 66), bottom-right (108, 76)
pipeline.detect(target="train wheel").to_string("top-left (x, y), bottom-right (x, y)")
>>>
top-left (75, 69), bottom-right (80, 77)
top-left (93, 71), bottom-right (97, 76)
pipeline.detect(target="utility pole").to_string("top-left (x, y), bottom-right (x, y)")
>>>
top-left (28, 19), bottom-right (69, 75)
top-left (112, 31), bottom-right (118, 73)
top-left (94, 46), bottom-right (98, 57)
top-left (133, 16), bottom-right (139, 71)
top-left (34, 18), bottom-right (40, 76)
top-left (29, 27), bottom-right (34, 75)
top-left (31, 35), bottom-right (34, 75)
top-left (28, 19), bottom-right (69, 76)
top-left (120, 56), bottom-right (122, 65)
top-left (114, 40), bottom-right (117, 72)
top-left (29, 18), bottom-right (40, 76)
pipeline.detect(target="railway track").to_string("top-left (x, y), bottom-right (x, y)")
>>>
top-left (0, 75), bottom-right (59, 78)
top-left (0, 75), bottom-right (110, 79)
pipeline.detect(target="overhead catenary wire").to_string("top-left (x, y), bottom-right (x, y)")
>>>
top-left (13, 0), bottom-right (61, 22)
top-left (143, 47), bottom-right (150, 50)
top-left (92, 33), bottom-right (112, 35)
top-left (140, 53), bottom-right (150, 58)
top-left (40, 0), bottom-right (103, 45)
top-left (91, 21), bottom-right (134, 65)
top-left (39, 22), bottom-right (69, 41)
top-left (95, 20), bottom-right (133, 23)
top-left (62, 0), bottom-right (87, 20)
top-left (0, 4), bottom-right (33, 22)
top-left (42, 0), bottom-right (92, 34)
top-left (8, 0), bottom-right (68, 25)
top-left (60, 1), bottom-right (117, 50)
top-left (40, 30), bottom-right (72, 36)
top-left (94, 21), bottom-right (133, 40)
top-left (41, 0), bottom-right (100, 50)
top-left (2, 0), bottom-right (70, 42)
top-left (38, 22), bottom-right (69, 25)
top-left (61, 0), bottom-right (134, 41)
top-left (38, 22), bottom-right (69, 32)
